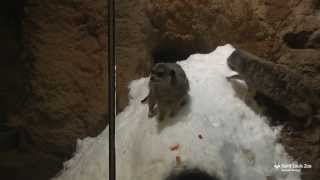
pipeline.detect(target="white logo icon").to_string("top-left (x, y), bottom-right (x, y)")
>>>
top-left (274, 162), bottom-right (281, 169)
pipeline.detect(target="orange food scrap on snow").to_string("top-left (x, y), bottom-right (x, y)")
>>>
top-left (169, 144), bottom-right (180, 151)
top-left (176, 156), bottom-right (181, 166)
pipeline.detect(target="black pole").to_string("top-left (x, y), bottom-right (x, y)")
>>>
top-left (107, 0), bottom-right (116, 179)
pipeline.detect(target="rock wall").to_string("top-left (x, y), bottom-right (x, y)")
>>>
top-left (0, 1), bottom-right (25, 132)
top-left (13, 0), bottom-right (108, 157)
top-left (115, 0), bottom-right (151, 111)
top-left (146, 0), bottom-right (320, 78)
top-left (1, 0), bottom-right (152, 179)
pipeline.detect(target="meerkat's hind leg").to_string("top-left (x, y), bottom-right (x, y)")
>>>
top-left (170, 100), bottom-right (182, 117)
top-left (148, 108), bottom-right (156, 118)
top-left (158, 105), bottom-right (169, 121)
top-left (180, 95), bottom-right (189, 106)
top-left (169, 108), bottom-right (177, 118)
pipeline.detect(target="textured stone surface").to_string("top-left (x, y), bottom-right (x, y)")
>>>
top-left (13, 0), bottom-right (109, 157)
top-left (1, 0), bottom-right (152, 179)
top-left (115, 0), bottom-right (151, 111)
top-left (0, 1), bottom-right (66, 179)
top-left (0, 1), bottom-right (26, 129)
top-left (146, 0), bottom-right (320, 76)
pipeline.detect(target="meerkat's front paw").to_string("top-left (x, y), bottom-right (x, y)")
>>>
top-left (148, 111), bottom-right (156, 118)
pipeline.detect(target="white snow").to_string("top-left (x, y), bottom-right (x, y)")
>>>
top-left (53, 44), bottom-right (300, 180)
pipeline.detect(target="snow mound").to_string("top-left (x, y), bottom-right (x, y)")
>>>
top-left (54, 44), bottom-right (300, 180)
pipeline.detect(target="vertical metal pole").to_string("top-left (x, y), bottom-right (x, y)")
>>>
top-left (108, 0), bottom-right (116, 179)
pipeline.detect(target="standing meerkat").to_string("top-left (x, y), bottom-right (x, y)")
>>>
top-left (141, 63), bottom-right (189, 121)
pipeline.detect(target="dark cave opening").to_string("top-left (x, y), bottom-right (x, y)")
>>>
top-left (0, 0), bottom-right (26, 130)
top-left (254, 92), bottom-right (310, 130)
top-left (282, 31), bottom-right (313, 49)
top-left (0, 0), bottom-right (25, 44)
top-left (165, 169), bottom-right (220, 180)
top-left (0, 0), bottom-right (27, 138)
top-left (254, 92), bottom-right (291, 126)
top-left (151, 37), bottom-right (211, 64)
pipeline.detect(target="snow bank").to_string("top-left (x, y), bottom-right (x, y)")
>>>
top-left (54, 44), bottom-right (300, 180)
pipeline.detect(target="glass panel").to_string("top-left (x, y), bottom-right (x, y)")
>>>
top-left (112, 1), bottom-right (319, 180)
top-left (0, 0), bottom-right (109, 179)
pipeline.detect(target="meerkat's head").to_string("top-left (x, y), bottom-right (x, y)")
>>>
top-left (150, 63), bottom-right (175, 84)
top-left (227, 50), bottom-right (241, 71)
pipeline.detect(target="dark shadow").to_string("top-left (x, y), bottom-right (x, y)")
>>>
top-left (226, 77), bottom-right (294, 127)
top-left (313, 0), bottom-right (320, 11)
top-left (151, 36), bottom-right (211, 63)
top-left (0, 127), bottom-right (18, 152)
top-left (254, 92), bottom-right (294, 126)
top-left (165, 168), bottom-right (220, 180)
top-left (283, 31), bottom-right (313, 49)
top-left (227, 77), bottom-right (266, 120)
top-left (157, 95), bottom-right (192, 133)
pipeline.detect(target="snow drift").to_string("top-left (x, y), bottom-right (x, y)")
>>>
top-left (53, 45), bottom-right (300, 180)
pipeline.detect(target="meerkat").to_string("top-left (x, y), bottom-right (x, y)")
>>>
top-left (141, 63), bottom-right (189, 121)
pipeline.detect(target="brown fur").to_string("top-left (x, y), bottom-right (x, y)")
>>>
top-left (142, 63), bottom-right (189, 121)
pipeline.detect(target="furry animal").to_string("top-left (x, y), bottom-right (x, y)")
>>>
top-left (141, 63), bottom-right (189, 121)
